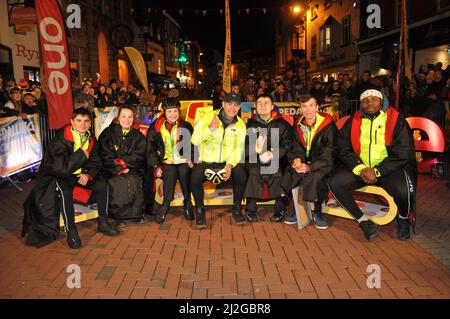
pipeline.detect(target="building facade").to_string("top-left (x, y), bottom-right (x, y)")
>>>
top-left (60, 0), bottom-right (139, 87)
top-left (358, 0), bottom-right (450, 75)
top-left (0, 1), bottom-right (41, 84)
top-left (275, 0), bottom-right (361, 83)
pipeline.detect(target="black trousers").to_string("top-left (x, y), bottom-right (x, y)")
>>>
top-left (328, 168), bottom-right (415, 221)
top-left (246, 197), bottom-right (286, 213)
top-left (56, 175), bottom-right (109, 230)
top-left (191, 163), bottom-right (247, 207)
top-left (161, 163), bottom-right (191, 205)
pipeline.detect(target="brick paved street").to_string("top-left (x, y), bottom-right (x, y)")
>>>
top-left (0, 175), bottom-right (449, 299)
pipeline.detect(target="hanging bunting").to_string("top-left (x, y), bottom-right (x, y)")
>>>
top-left (245, 8), bottom-right (250, 14)
top-left (162, 9), bottom-right (166, 14)
top-left (220, 9), bottom-right (223, 15)
top-left (178, 9), bottom-right (183, 15)
top-left (202, 10), bottom-right (207, 16)
top-left (262, 8), bottom-right (267, 14)
top-left (147, 8), bottom-right (151, 14)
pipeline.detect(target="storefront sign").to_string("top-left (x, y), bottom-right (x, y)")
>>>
top-left (15, 44), bottom-right (40, 62)
top-left (10, 7), bottom-right (37, 25)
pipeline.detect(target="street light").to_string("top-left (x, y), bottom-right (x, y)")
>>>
top-left (198, 68), bottom-right (204, 74)
top-left (293, 6), bottom-right (301, 14)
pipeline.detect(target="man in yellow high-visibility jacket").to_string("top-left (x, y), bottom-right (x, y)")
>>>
top-left (191, 93), bottom-right (248, 229)
top-left (328, 89), bottom-right (417, 242)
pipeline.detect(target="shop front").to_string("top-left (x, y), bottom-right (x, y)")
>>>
top-left (0, 4), bottom-right (40, 84)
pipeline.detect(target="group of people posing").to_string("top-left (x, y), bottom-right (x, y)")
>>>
top-left (22, 88), bottom-right (417, 250)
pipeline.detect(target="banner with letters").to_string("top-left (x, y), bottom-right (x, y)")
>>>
top-left (36, 0), bottom-right (73, 129)
top-left (0, 115), bottom-right (43, 177)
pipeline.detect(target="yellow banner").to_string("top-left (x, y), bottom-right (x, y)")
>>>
top-left (223, 0), bottom-right (232, 93)
top-left (124, 47), bottom-right (149, 92)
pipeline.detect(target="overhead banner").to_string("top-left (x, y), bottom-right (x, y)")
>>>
top-left (36, 0), bottom-right (73, 129)
top-left (223, 0), bottom-right (232, 93)
top-left (0, 115), bottom-right (43, 177)
top-left (124, 47), bottom-right (149, 92)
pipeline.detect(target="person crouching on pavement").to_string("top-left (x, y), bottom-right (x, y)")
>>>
top-left (98, 105), bottom-right (147, 227)
top-left (282, 94), bottom-right (338, 229)
top-left (147, 98), bottom-right (195, 224)
top-left (191, 93), bottom-right (248, 229)
top-left (244, 94), bottom-right (292, 222)
top-left (23, 108), bottom-right (120, 249)
top-left (328, 89), bottom-right (417, 241)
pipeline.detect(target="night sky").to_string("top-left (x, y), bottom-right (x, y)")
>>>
top-left (133, 0), bottom-right (293, 55)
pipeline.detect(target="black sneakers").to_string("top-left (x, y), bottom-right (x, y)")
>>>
top-left (183, 201), bottom-right (195, 221)
top-left (246, 211), bottom-right (260, 222)
top-left (359, 220), bottom-right (380, 241)
top-left (98, 219), bottom-right (120, 236)
top-left (67, 228), bottom-right (81, 249)
top-left (232, 205), bottom-right (246, 226)
top-left (195, 207), bottom-right (207, 229)
top-left (397, 218), bottom-right (411, 241)
top-left (155, 205), bottom-right (169, 224)
top-left (270, 210), bottom-right (286, 222)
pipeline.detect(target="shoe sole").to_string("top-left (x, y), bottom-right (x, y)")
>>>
top-left (99, 231), bottom-right (120, 237)
top-left (235, 221), bottom-right (246, 226)
top-left (367, 227), bottom-right (381, 241)
top-left (196, 224), bottom-right (207, 229)
top-left (284, 220), bottom-right (297, 225)
top-left (314, 224), bottom-right (329, 230)
top-left (397, 233), bottom-right (411, 241)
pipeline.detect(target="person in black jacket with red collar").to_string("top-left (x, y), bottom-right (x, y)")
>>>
top-left (146, 98), bottom-right (194, 224)
top-left (328, 89), bottom-right (417, 241)
top-left (98, 106), bottom-right (147, 226)
top-left (282, 94), bottom-right (338, 229)
top-left (22, 108), bottom-right (119, 249)
top-left (244, 94), bottom-right (292, 222)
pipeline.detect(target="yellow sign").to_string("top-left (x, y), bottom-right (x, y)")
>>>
top-left (223, 0), bottom-right (232, 93)
top-left (124, 47), bottom-right (149, 92)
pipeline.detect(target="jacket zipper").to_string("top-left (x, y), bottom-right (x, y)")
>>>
top-left (307, 126), bottom-right (312, 157)
top-left (218, 126), bottom-right (226, 163)
top-left (368, 119), bottom-right (374, 167)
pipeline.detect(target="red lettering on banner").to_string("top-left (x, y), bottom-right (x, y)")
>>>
top-left (36, 0), bottom-right (73, 129)
top-left (406, 117), bottom-right (445, 173)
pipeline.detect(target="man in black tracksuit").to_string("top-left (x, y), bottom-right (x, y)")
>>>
top-left (282, 94), bottom-right (338, 229)
top-left (244, 94), bottom-right (292, 222)
top-left (328, 89), bottom-right (417, 241)
top-left (22, 108), bottom-right (119, 249)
